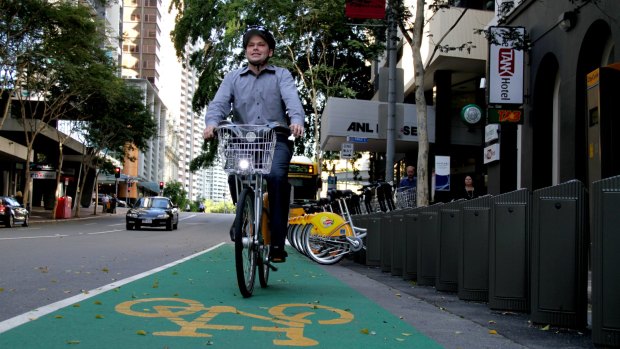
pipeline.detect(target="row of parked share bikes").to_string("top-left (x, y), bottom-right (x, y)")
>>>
top-left (287, 182), bottom-right (416, 265)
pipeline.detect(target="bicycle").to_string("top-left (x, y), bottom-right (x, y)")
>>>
top-left (287, 190), bottom-right (367, 265)
top-left (216, 122), bottom-right (279, 298)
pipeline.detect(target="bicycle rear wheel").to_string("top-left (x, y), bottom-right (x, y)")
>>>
top-left (235, 188), bottom-right (256, 298)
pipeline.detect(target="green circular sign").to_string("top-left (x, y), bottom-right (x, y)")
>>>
top-left (460, 104), bottom-right (483, 125)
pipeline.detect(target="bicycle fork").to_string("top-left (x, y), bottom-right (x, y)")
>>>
top-left (253, 175), bottom-right (278, 272)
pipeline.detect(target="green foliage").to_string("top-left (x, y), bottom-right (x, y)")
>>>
top-left (82, 82), bottom-right (158, 160)
top-left (190, 137), bottom-right (219, 171)
top-left (204, 199), bottom-right (235, 214)
top-left (162, 180), bottom-right (189, 208)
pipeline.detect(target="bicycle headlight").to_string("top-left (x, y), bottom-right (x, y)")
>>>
top-left (238, 158), bottom-right (250, 170)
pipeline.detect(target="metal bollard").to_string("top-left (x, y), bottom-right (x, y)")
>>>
top-left (530, 180), bottom-right (588, 329)
top-left (459, 195), bottom-right (493, 302)
top-left (365, 212), bottom-right (381, 266)
top-left (402, 208), bottom-right (419, 281)
top-left (592, 175), bottom-right (620, 346)
top-left (417, 203), bottom-right (443, 286)
top-left (436, 200), bottom-right (465, 292)
top-left (391, 213), bottom-right (405, 277)
top-left (489, 189), bottom-right (530, 312)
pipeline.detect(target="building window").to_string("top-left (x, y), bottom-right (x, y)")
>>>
top-left (130, 14), bottom-right (140, 21)
top-left (122, 44), bottom-right (139, 53)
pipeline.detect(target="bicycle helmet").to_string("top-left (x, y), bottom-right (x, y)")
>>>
top-left (242, 25), bottom-right (276, 50)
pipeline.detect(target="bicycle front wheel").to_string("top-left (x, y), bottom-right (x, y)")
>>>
top-left (235, 188), bottom-right (256, 298)
top-left (303, 227), bottom-right (348, 265)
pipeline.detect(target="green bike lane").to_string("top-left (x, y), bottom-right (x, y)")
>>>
top-left (0, 243), bottom-right (442, 349)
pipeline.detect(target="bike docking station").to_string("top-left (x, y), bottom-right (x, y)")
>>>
top-left (287, 189), bottom-right (367, 266)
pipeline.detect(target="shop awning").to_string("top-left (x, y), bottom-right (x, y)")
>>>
top-left (138, 181), bottom-right (161, 194)
top-left (319, 97), bottom-right (436, 153)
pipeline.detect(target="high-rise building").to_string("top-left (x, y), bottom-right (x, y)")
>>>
top-left (121, 0), bottom-right (228, 202)
top-left (120, 0), bottom-right (172, 195)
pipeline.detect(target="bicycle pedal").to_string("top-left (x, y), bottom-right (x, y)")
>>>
top-left (266, 262), bottom-right (278, 271)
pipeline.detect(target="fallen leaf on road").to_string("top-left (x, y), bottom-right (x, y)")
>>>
top-left (360, 328), bottom-right (369, 334)
top-left (136, 330), bottom-right (147, 336)
top-left (95, 314), bottom-right (104, 319)
top-left (101, 267), bottom-right (109, 273)
top-left (541, 325), bottom-right (550, 331)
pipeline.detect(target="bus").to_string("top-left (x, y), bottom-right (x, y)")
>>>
top-left (288, 156), bottom-right (320, 202)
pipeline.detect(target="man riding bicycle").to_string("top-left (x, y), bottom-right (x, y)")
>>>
top-left (203, 25), bottom-right (304, 263)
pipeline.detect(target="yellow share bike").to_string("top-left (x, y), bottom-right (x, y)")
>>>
top-left (288, 191), bottom-right (367, 265)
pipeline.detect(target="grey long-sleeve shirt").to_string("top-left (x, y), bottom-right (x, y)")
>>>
top-left (204, 64), bottom-right (305, 130)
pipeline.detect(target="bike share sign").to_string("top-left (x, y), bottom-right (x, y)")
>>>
top-left (340, 142), bottom-right (354, 159)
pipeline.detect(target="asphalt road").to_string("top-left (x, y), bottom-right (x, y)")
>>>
top-left (0, 211), bottom-right (233, 322)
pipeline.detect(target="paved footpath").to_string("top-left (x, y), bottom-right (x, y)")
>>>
top-left (0, 243), bottom-right (593, 348)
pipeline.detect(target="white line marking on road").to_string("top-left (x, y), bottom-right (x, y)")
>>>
top-left (0, 234), bottom-right (69, 241)
top-left (87, 229), bottom-right (124, 235)
top-left (0, 242), bottom-right (226, 334)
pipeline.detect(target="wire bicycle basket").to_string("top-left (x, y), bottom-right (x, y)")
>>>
top-left (216, 124), bottom-right (277, 175)
top-left (395, 186), bottom-right (416, 209)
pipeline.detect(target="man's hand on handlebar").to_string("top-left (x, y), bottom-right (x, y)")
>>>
top-left (290, 123), bottom-right (303, 138)
top-left (203, 125), bottom-right (216, 140)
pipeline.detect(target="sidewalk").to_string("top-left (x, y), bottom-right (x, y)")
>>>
top-left (28, 205), bottom-right (128, 224)
top-left (333, 258), bottom-right (595, 349)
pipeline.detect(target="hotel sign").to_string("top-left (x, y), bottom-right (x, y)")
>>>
top-left (488, 26), bottom-right (525, 105)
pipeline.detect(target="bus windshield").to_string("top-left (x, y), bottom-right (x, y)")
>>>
top-left (288, 156), bottom-right (320, 202)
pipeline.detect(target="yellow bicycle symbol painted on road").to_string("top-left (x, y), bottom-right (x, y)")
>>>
top-left (115, 298), bottom-right (354, 346)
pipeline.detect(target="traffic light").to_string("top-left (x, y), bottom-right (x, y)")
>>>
top-left (159, 181), bottom-right (164, 190)
top-left (114, 167), bottom-right (121, 178)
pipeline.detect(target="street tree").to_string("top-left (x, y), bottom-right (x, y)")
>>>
top-left (0, 0), bottom-right (122, 212)
top-left (77, 82), bottom-right (157, 217)
top-left (162, 180), bottom-right (189, 209)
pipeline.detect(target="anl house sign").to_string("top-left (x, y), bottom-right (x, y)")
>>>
top-left (460, 104), bottom-right (482, 126)
top-left (488, 26), bottom-right (525, 105)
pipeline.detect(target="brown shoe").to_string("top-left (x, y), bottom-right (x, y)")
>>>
top-left (270, 249), bottom-right (288, 263)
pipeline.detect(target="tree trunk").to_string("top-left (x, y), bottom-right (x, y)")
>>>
top-left (51, 145), bottom-right (64, 219)
top-left (412, 0), bottom-right (429, 207)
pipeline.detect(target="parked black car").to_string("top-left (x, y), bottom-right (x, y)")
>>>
top-left (125, 196), bottom-right (179, 231)
top-left (0, 196), bottom-right (29, 228)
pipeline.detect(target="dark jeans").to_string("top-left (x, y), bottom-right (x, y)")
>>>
top-left (228, 134), bottom-right (293, 250)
